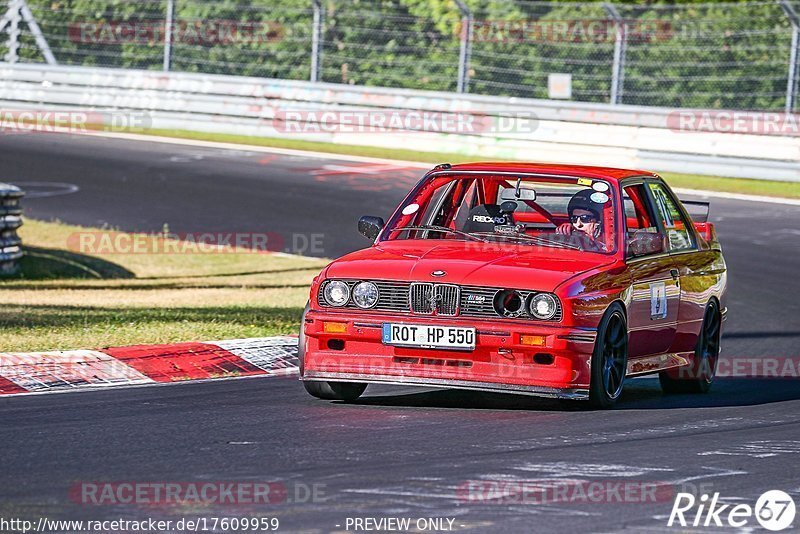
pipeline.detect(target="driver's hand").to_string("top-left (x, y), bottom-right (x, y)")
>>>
top-left (555, 223), bottom-right (573, 235)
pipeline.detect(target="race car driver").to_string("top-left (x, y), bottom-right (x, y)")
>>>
top-left (555, 189), bottom-right (606, 251)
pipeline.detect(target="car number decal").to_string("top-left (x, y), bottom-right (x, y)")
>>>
top-left (650, 281), bottom-right (668, 319)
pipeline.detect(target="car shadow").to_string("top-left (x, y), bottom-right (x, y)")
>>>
top-left (616, 377), bottom-right (800, 410)
top-left (346, 387), bottom-right (570, 411)
top-left (342, 377), bottom-right (800, 412)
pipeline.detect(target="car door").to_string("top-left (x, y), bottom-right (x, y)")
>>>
top-left (646, 181), bottom-right (707, 355)
top-left (622, 181), bottom-right (681, 358)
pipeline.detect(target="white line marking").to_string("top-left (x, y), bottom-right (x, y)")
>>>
top-left (0, 372), bottom-right (292, 398)
top-left (513, 462), bottom-right (673, 478)
top-left (79, 130), bottom-right (432, 168)
top-left (698, 440), bottom-right (800, 459)
top-left (6, 181), bottom-right (80, 198)
top-left (667, 466), bottom-right (748, 485)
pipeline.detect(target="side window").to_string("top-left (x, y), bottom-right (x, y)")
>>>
top-left (623, 184), bottom-right (663, 257)
top-left (648, 182), bottom-right (694, 252)
top-left (451, 180), bottom-right (479, 229)
top-left (623, 184), bottom-right (657, 233)
top-left (420, 180), bottom-right (455, 226)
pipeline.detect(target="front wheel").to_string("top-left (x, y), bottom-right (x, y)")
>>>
top-left (298, 303), bottom-right (367, 402)
top-left (660, 301), bottom-right (720, 394)
top-left (588, 303), bottom-right (628, 409)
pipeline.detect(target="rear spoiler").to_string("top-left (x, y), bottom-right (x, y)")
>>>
top-left (680, 199), bottom-right (721, 249)
top-left (680, 200), bottom-right (710, 223)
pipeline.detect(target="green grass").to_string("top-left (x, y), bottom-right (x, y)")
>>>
top-left (135, 127), bottom-right (800, 200)
top-left (659, 172), bottom-right (800, 198)
top-left (0, 304), bottom-right (304, 353)
top-left (0, 220), bottom-right (327, 352)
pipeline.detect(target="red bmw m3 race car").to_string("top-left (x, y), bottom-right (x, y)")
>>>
top-left (299, 162), bottom-right (727, 408)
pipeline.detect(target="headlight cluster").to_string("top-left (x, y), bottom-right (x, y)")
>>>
top-left (322, 280), bottom-right (350, 307)
top-left (528, 293), bottom-right (558, 320)
top-left (320, 279), bottom-right (559, 320)
top-left (321, 280), bottom-right (379, 309)
top-left (352, 281), bottom-right (379, 308)
top-left (493, 289), bottom-right (559, 320)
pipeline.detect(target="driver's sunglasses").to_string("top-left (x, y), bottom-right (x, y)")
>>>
top-left (570, 214), bottom-right (598, 224)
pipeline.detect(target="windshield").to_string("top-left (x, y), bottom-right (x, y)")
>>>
top-left (381, 173), bottom-right (617, 254)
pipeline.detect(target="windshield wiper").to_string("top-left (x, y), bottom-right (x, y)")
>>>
top-left (395, 225), bottom-right (489, 243)
top-left (524, 235), bottom-right (582, 251)
top-left (472, 231), bottom-right (582, 251)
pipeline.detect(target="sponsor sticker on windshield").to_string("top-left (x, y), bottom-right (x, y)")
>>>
top-left (402, 203), bottom-right (419, 215)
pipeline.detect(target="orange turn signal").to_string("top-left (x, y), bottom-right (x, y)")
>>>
top-left (520, 335), bottom-right (546, 347)
top-left (323, 321), bottom-right (348, 334)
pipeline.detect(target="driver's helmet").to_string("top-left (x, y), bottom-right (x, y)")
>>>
top-left (568, 189), bottom-right (603, 222)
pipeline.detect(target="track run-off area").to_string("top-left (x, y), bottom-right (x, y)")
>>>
top-left (1, 132), bottom-right (799, 532)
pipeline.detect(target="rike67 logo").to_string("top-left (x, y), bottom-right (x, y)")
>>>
top-left (668, 490), bottom-right (796, 531)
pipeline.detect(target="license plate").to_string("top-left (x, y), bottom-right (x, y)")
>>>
top-left (382, 323), bottom-right (476, 351)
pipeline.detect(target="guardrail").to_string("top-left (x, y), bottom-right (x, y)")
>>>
top-left (3, 0), bottom-right (799, 112)
top-left (0, 183), bottom-right (23, 275)
top-left (1, 63), bottom-right (798, 181)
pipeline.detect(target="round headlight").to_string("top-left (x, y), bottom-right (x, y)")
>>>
top-left (352, 281), bottom-right (379, 309)
top-left (323, 280), bottom-right (350, 307)
top-left (528, 293), bottom-right (558, 320)
top-left (493, 289), bottom-right (524, 317)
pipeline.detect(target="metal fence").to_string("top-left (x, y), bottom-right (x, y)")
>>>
top-left (1, 0), bottom-right (799, 112)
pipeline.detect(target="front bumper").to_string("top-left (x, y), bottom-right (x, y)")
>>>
top-left (303, 371), bottom-right (589, 400)
top-left (302, 309), bottom-right (596, 399)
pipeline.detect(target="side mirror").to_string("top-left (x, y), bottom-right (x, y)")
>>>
top-left (358, 215), bottom-right (385, 241)
top-left (627, 231), bottom-right (665, 257)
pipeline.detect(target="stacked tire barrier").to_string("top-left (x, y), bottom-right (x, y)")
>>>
top-left (0, 183), bottom-right (24, 276)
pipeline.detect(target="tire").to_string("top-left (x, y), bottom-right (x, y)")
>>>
top-left (588, 303), bottom-right (628, 409)
top-left (298, 302), bottom-right (367, 402)
top-left (298, 302), bottom-right (310, 377)
top-left (302, 380), bottom-right (367, 401)
top-left (660, 300), bottom-right (721, 394)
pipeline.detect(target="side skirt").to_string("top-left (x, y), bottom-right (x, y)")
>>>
top-left (626, 352), bottom-right (693, 377)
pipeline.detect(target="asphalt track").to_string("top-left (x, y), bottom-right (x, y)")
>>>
top-left (2, 132), bottom-right (800, 533)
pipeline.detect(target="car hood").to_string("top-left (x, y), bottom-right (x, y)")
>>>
top-left (324, 240), bottom-right (616, 292)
